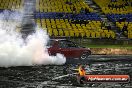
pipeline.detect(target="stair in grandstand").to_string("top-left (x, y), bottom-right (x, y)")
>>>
top-left (21, 0), bottom-right (36, 36)
top-left (85, 0), bottom-right (115, 27)
top-left (85, 0), bottom-right (127, 39)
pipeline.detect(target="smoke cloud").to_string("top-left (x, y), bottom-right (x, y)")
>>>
top-left (0, 10), bottom-right (66, 67)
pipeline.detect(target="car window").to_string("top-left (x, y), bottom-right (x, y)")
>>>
top-left (47, 40), bottom-right (54, 47)
top-left (59, 41), bottom-right (68, 48)
top-left (59, 40), bottom-right (78, 48)
top-left (66, 41), bottom-right (78, 48)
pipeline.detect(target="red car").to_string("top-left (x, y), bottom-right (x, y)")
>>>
top-left (47, 39), bottom-right (91, 59)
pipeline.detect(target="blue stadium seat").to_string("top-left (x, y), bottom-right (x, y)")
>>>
top-left (34, 12), bottom-right (102, 21)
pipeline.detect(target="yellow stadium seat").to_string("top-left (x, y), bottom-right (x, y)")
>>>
top-left (58, 29), bottom-right (64, 36)
top-left (69, 30), bottom-right (75, 37)
top-left (111, 32), bottom-right (115, 39)
top-left (62, 24), bottom-right (67, 29)
top-left (48, 29), bottom-right (53, 36)
top-left (51, 23), bottom-right (56, 28)
top-left (103, 30), bottom-right (108, 33)
top-left (95, 32), bottom-right (100, 38)
top-left (64, 30), bottom-right (69, 37)
top-left (53, 29), bottom-right (58, 37)
top-left (74, 31), bottom-right (80, 37)
top-left (101, 32), bottom-right (106, 38)
top-left (86, 31), bottom-right (90, 38)
top-left (57, 25), bottom-right (62, 29)
top-left (46, 19), bottom-right (50, 23)
top-left (80, 31), bottom-right (85, 37)
top-left (91, 31), bottom-right (96, 38)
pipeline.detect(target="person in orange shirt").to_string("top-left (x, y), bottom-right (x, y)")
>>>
top-left (78, 65), bottom-right (86, 76)
top-left (77, 65), bottom-right (86, 84)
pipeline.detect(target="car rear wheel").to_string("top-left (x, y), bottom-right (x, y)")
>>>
top-left (80, 52), bottom-right (89, 60)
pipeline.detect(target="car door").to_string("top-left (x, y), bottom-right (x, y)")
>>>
top-left (47, 40), bottom-right (58, 56)
top-left (65, 41), bottom-right (82, 58)
top-left (58, 40), bottom-right (71, 58)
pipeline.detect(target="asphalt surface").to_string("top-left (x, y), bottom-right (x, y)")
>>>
top-left (0, 55), bottom-right (132, 88)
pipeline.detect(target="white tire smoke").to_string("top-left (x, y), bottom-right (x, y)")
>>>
top-left (0, 10), bottom-right (66, 67)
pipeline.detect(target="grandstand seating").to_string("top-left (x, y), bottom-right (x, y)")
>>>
top-left (0, 0), bottom-right (23, 10)
top-left (35, 0), bottom-right (116, 38)
top-left (35, 18), bottom-right (115, 38)
top-left (0, 0), bottom-right (119, 39)
top-left (93, 0), bottom-right (132, 38)
top-left (34, 12), bottom-right (101, 20)
top-left (93, 0), bottom-right (132, 14)
top-left (36, 0), bottom-right (94, 13)
top-left (107, 14), bottom-right (132, 22)
top-left (116, 22), bottom-right (132, 38)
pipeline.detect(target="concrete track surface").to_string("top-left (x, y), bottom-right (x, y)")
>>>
top-left (0, 55), bottom-right (132, 88)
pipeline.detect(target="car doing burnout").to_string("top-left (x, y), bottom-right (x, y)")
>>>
top-left (47, 39), bottom-right (91, 59)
